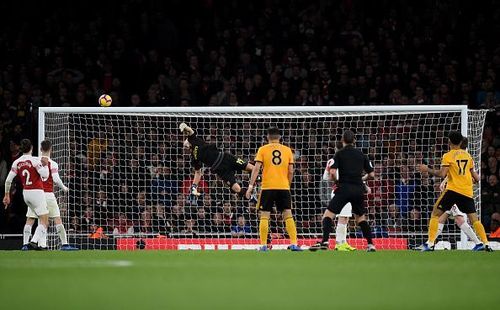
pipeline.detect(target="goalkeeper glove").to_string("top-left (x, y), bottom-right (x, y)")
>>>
top-left (179, 123), bottom-right (194, 135)
top-left (190, 184), bottom-right (201, 196)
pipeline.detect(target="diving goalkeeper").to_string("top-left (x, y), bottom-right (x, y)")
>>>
top-left (179, 122), bottom-right (255, 199)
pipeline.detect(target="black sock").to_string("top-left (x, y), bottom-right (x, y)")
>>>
top-left (358, 220), bottom-right (373, 245)
top-left (322, 217), bottom-right (333, 243)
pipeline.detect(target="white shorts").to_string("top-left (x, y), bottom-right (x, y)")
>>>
top-left (26, 192), bottom-right (59, 218)
top-left (23, 190), bottom-right (49, 217)
top-left (445, 205), bottom-right (466, 219)
top-left (331, 191), bottom-right (352, 218)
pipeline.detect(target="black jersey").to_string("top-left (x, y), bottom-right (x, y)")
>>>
top-left (329, 145), bottom-right (373, 186)
top-left (188, 134), bottom-right (221, 170)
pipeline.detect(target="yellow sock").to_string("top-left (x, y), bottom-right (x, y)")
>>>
top-left (259, 217), bottom-right (269, 246)
top-left (285, 217), bottom-right (298, 245)
top-left (472, 221), bottom-right (488, 244)
top-left (428, 217), bottom-right (439, 245)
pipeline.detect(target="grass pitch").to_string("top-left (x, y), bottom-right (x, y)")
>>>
top-left (1, 250), bottom-right (499, 310)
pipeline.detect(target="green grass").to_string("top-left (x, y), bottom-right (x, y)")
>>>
top-left (1, 250), bottom-right (499, 310)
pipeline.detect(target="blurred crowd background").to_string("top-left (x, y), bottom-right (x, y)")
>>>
top-left (0, 0), bottom-right (499, 240)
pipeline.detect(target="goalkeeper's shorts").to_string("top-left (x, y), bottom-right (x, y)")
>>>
top-left (213, 153), bottom-right (248, 187)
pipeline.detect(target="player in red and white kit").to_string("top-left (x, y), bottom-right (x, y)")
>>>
top-left (23, 140), bottom-right (78, 251)
top-left (3, 139), bottom-right (50, 250)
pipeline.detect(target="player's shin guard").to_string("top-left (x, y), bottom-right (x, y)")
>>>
top-left (259, 217), bottom-right (269, 246)
top-left (321, 217), bottom-right (333, 243)
top-left (23, 225), bottom-right (32, 245)
top-left (335, 223), bottom-right (347, 245)
top-left (358, 220), bottom-right (373, 245)
top-left (427, 216), bottom-right (440, 246)
top-left (284, 216), bottom-right (298, 245)
top-left (459, 222), bottom-right (480, 244)
top-left (56, 224), bottom-right (68, 245)
top-left (472, 221), bottom-right (489, 245)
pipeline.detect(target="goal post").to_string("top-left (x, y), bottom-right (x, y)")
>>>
top-left (38, 105), bottom-right (487, 250)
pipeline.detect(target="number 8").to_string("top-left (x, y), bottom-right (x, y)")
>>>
top-left (272, 150), bottom-right (282, 165)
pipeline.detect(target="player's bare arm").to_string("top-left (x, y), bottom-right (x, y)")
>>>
top-left (3, 170), bottom-right (16, 208)
top-left (288, 163), bottom-right (294, 185)
top-left (418, 164), bottom-right (448, 178)
top-left (245, 161), bottom-right (262, 199)
top-left (470, 169), bottom-right (480, 183)
top-left (330, 168), bottom-right (338, 182)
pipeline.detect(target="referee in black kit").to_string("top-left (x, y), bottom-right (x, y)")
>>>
top-left (309, 130), bottom-right (376, 252)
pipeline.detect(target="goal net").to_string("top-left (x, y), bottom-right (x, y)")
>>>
top-left (38, 106), bottom-right (487, 250)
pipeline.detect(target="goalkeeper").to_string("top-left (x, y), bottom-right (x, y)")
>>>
top-left (179, 122), bottom-right (255, 200)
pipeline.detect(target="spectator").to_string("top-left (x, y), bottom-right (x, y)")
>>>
top-left (112, 213), bottom-right (135, 236)
top-left (196, 208), bottom-right (211, 233)
top-left (211, 212), bottom-right (229, 233)
top-left (152, 204), bottom-right (172, 235)
top-left (81, 207), bottom-right (95, 233)
top-left (395, 166), bottom-right (416, 218)
top-left (231, 216), bottom-right (251, 237)
top-left (182, 219), bottom-right (198, 235)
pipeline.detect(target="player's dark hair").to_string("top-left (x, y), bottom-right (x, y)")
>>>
top-left (41, 140), bottom-right (52, 152)
top-left (267, 127), bottom-right (281, 139)
top-left (448, 131), bottom-right (463, 145)
top-left (20, 139), bottom-right (32, 153)
top-left (342, 130), bottom-right (355, 144)
top-left (460, 137), bottom-right (468, 150)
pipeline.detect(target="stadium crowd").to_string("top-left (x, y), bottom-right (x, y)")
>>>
top-left (0, 0), bottom-right (499, 241)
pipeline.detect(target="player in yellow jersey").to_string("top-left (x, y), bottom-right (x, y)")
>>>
top-left (245, 127), bottom-right (302, 251)
top-left (418, 131), bottom-right (492, 251)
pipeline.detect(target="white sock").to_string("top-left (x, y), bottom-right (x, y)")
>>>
top-left (33, 224), bottom-right (48, 248)
top-left (459, 222), bottom-right (481, 244)
top-left (336, 223), bottom-right (347, 245)
top-left (31, 225), bottom-right (41, 243)
top-left (23, 225), bottom-right (32, 245)
top-left (436, 223), bottom-right (444, 239)
top-left (56, 224), bottom-right (68, 245)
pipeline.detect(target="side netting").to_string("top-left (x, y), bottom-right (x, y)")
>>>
top-left (40, 108), bottom-right (487, 250)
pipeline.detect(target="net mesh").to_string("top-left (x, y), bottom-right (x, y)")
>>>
top-left (41, 108), bottom-right (487, 250)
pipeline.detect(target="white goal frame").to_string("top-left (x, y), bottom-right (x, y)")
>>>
top-left (38, 105), bottom-right (479, 249)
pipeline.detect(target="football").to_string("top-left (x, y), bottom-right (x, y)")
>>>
top-left (99, 94), bottom-right (112, 107)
